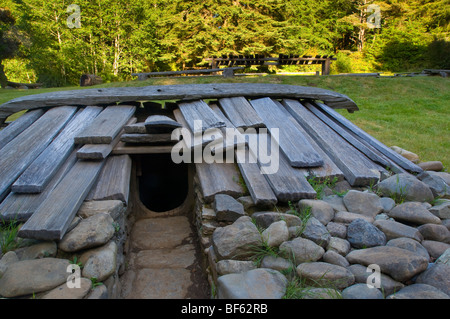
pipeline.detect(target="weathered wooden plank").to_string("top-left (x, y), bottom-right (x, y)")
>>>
top-left (124, 122), bottom-right (147, 134)
top-left (144, 115), bottom-right (182, 133)
top-left (250, 97), bottom-right (324, 168)
top-left (12, 106), bottom-right (103, 193)
top-left (313, 102), bottom-right (423, 174)
top-left (195, 162), bottom-right (245, 203)
top-left (0, 150), bottom-right (78, 222)
top-left (85, 155), bottom-right (132, 205)
top-left (112, 143), bottom-right (174, 155)
top-left (0, 84), bottom-right (359, 119)
top-left (18, 159), bottom-right (105, 240)
top-left (120, 133), bottom-right (178, 144)
top-left (282, 99), bottom-right (381, 186)
top-left (178, 100), bottom-right (226, 133)
top-left (0, 107), bottom-right (77, 201)
top-left (217, 97), bottom-right (265, 129)
top-left (74, 105), bottom-right (136, 144)
top-left (77, 117), bottom-right (137, 160)
top-left (0, 109), bottom-right (44, 150)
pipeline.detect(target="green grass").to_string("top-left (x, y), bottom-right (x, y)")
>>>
top-left (1, 75), bottom-right (448, 168)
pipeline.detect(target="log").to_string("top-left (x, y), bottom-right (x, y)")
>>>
top-left (0, 109), bottom-right (44, 150)
top-left (0, 106), bottom-right (77, 201)
top-left (250, 97), bottom-right (324, 168)
top-left (217, 97), bottom-right (265, 129)
top-left (18, 159), bottom-right (105, 240)
top-left (6, 81), bottom-right (43, 89)
top-left (80, 74), bottom-right (103, 86)
top-left (12, 106), bottom-right (103, 193)
top-left (0, 83), bottom-right (359, 119)
top-left (74, 105), bottom-right (136, 144)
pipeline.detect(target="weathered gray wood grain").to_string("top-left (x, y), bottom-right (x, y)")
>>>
top-left (0, 150), bottom-right (78, 221)
top-left (217, 97), bottom-right (265, 129)
top-left (0, 109), bottom-right (44, 150)
top-left (0, 106), bottom-right (77, 201)
top-left (250, 97), bottom-right (324, 168)
top-left (144, 115), bottom-right (182, 133)
top-left (124, 122), bottom-right (147, 134)
top-left (18, 159), bottom-right (105, 240)
top-left (0, 84), bottom-right (358, 119)
top-left (74, 105), bottom-right (136, 144)
top-left (282, 99), bottom-right (381, 186)
top-left (178, 100), bottom-right (226, 133)
top-left (12, 106), bottom-right (103, 193)
top-left (314, 102), bottom-right (423, 174)
top-left (85, 155), bottom-right (132, 204)
top-left (120, 133), bottom-right (177, 144)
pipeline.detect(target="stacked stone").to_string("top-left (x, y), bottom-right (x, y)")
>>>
top-left (196, 173), bottom-right (450, 299)
top-left (0, 200), bottom-right (128, 299)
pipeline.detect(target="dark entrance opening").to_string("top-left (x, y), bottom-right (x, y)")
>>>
top-left (136, 153), bottom-right (189, 212)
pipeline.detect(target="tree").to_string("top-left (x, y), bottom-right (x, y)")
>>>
top-left (0, 7), bottom-right (21, 88)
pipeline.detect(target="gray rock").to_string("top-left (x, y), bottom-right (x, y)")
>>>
top-left (18, 241), bottom-right (57, 260)
top-left (380, 197), bottom-right (396, 213)
top-left (80, 241), bottom-right (118, 282)
top-left (387, 283), bottom-right (449, 299)
top-left (347, 218), bottom-right (386, 249)
top-left (347, 264), bottom-right (404, 296)
top-left (0, 258), bottom-right (70, 298)
top-left (421, 240), bottom-right (450, 259)
top-left (216, 260), bottom-right (257, 276)
top-left (386, 238), bottom-right (430, 261)
top-left (415, 263), bottom-right (450, 295)
top-left (212, 216), bottom-right (262, 260)
top-left (433, 172), bottom-right (450, 185)
top-left (418, 161), bottom-right (444, 172)
top-left (237, 196), bottom-right (256, 210)
top-left (298, 199), bottom-right (334, 225)
top-left (346, 246), bottom-right (429, 282)
top-left (327, 237), bottom-right (351, 256)
top-left (296, 262), bottom-right (354, 289)
top-left (217, 268), bottom-right (287, 299)
top-left (86, 284), bottom-right (108, 299)
top-left (288, 226), bottom-right (302, 239)
top-left (373, 219), bottom-right (423, 242)
top-left (326, 222), bottom-right (347, 238)
top-left (322, 195), bottom-right (348, 212)
top-left (417, 171), bottom-right (450, 199)
top-left (436, 248), bottom-right (450, 265)
top-left (41, 277), bottom-right (92, 299)
top-left (77, 200), bottom-right (124, 220)
top-left (443, 219), bottom-right (450, 231)
top-left (429, 201), bottom-right (450, 219)
top-left (342, 283), bottom-right (384, 299)
top-left (0, 251), bottom-right (19, 277)
top-left (334, 211), bottom-right (374, 224)
top-left (343, 190), bottom-right (383, 218)
top-left (58, 213), bottom-right (115, 252)
top-left (376, 173), bottom-right (434, 203)
top-left (418, 224), bottom-right (450, 243)
top-left (260, 256), bottom-right (293, 273)
top-left (262, 220), bottom-right (289, 248)
top-left (322, 250), bottom-right (350, 267)
top-left (201, 207), bottom-right (216, 221)
top-left (301, 217), bottom-right (331, 248)
top-left (388, 202), bottom-right (442, 225)
top-left (390, 146), bottom-right (419, 163)
top-left (279, 238), bottom-right (324, 265)
top-left (251, 212), bottom-right (302, 228)
top-left (214, 194), bottom-right (245, 222)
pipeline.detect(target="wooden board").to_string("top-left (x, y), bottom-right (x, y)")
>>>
top-left (144, 115), bottom-right (182, 133)
top-left (217, 97), bottom-right (264, 129)
top-left (124, 122), bottom-right (147, 134)
top-left (282, 99), bottom-right (381, 186)
top-left (85, 155), bottom-right (132, 205)
top-left (120, 133), bottom-right (176, 144)
top-left (0, 150), bottom-right (78, 222)
top-left (0, 109), bottom-right (44, 150)
top-left (77, 117), bottom-right (137, 160)
top-left (313, 102), bottom-right (423, 174)
top-left (12, 106), bottom-right (103, 193)
top-left (18, 159), bottom-right (105, 240)
top-left (112, 143), bottom-right (173, 155)
top-left (74, 105), bottom-right (136, 144)
top-left (250, 97), bottom-right (324, 168)
top-left (0, 83), bottom-right (359, 119)
top-left (0, 106), bottom-right (77, 201)
top-left (178, 100), bottom-right (226, 133)
top-left (195, 162), bottom-right (245, 203)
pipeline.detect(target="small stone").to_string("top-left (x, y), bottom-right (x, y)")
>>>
top-left (322, 250), bottom-right (349, 267)
top-left (41, 277), bottom-right (92, 299)
top-left (347, 264), bottom-right (404, 296)
top-left (237, 196), bottom-right (256, 210)
top-left (216, 260), bottom-right (256, 276)
top-left (387, 283), bottom-right (449, 299)
top-left (376, 173), bottom-right (434, 203)
top-left (386, 238), bottom-right (430, 261)
top-left (86, 284), bottom-right (108, 299)
top-left (80, 241), bottom-right (118, 282)
top-left (429, 201), bottom-right (450, 219)
top-left (418, 224), bottom-right (450, 243)
top-left (201, 207), bottom-right (216, 221)
top-left (373, 220), bottom-right (423, 242)
top-left (251, 212), bottom-right (302, 228)
top-left (380, 197), bottom-right (396, 213)
top-left (18, 242), bottom-right (57, 260)
top-left (288, 226), bottom-right (302, 239)
top-left (443, 219), bottom-right (450, 231)
top-left (58, 213), bottom-right (115, 253)
top-left (217, 268), bottom-right (287, 299)
top-left (418, 161), bottom-right (444, 172)
top-left (342, 283), bottom-right (384, 299)
top-left (0, 251), bottom-right (19, 277)
top-left (390, 146), bottom-right (420, 163)
top-left (343, 190), bottom-right (383, 218)
top-left (417, 171), bottom-right (450, 199)
top-left (346, 246), bottom-right (429, 282)
top-left (347, 218), bottom-right (386, 249)
top-left (327, 237), bottom-right (351, 256)
top-left (436, 248), bottom-right (450, 265)
top-left (415, 263), bottom-right (450, 296)
top-left (214, 194), bottom-right (245, 222)
top-left (260, 256), bottom-right (293, 273)
top-left (322, 195), bottom-right (347, 212)
top-left (326, 222), bottom-right (347, 238)
top-left (279, 238), bottom-right (324, 265)
top-left (262, 220), bottom-right (289, 247)
top-left (388, 202), bottom-right (442, 225)
top-left (296, 262), bottom-right (354, 289)
top-left (0, 258), bottom-right (70, 298)
top-left (334, 211), bottom-right (374, 225)
top-left (300, 217), bottom-right (331, 248)
top-left (421, 240), bottom-right (450, 259)
top-left (78, 200), bottom-right (124, 220)
top-left (298, 199), bottom-right (334, 225)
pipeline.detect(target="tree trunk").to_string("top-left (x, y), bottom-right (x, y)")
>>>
top-left (0, 61), bottom-right (8, 88)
